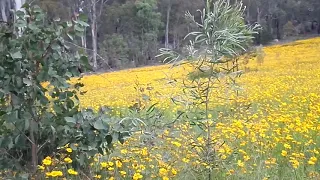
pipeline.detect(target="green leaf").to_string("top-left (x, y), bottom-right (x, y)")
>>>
top-left (33, 5), bottom-right (42, 13)
top-left (7, 137), bottom-right (14, 149)
top-left (10, 51), bottom-right (22, 59)
top-left (79, 153), bottom-right (85, 166)
top-left (16, 19), bottom-right (27, 28)
top-left (15, 10), bottom-right (25, 18)
top-left (14, 135), bottom-right (21, 144)
top-left (51, 125), bottom-right (56, 135)
top-left (24, 118), bottom-right (30, 131)
top-left (5, 111), bottom-right (18, 123)
top-left (74, 25), bottom-right (84, 32)
top-left (23, 78), bottom-right (32, 86)
top-left (65, 117), bottom-right (76, 124)
top-left (93, 119), bottom-right (109, 130)
top-left (77, 20), bottom-right (89, 27)
top-left (79, 14), bottom-right (88, 22)
top-left (21, 3), bottom-right (30, 9)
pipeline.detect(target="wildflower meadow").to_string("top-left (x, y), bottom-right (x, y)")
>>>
top-left (36, 37), bottom-right (320, 179)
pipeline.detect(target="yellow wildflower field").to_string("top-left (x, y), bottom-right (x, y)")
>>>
top-left (78, 38), bottom-right (320, 111)
top-left (39, 38), bottom-right (320, 179)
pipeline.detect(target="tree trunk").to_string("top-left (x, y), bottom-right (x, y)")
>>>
top-left (165, 0), bottom-right (171, 48)
top-left (173, 31), bottom-right (176, 49)
top-left (91, 0), bottom-right (98, 71)
top-left (256, 7), bottom-right (262, 44)
top-left (257, 7), bottom-right (261, 24)
top-left (82, 28), bottom-right (87, 49)
top-left (245, 0), bottom-right (250, 24)
top-left (1, 0), bottom-right (8, 22)
top-left (29, 118), bottom-right (37, 173)
top-left (275, 17), bottom-right (281, 39)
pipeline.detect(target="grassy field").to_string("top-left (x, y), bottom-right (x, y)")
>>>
top-left (41, 37), bottom-right (320, 179)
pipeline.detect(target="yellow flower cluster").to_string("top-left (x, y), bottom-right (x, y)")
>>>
top-left (45, 170), bottom-right (63, 177)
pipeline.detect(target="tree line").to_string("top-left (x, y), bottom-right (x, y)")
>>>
top-left (1, 0), bottom-right (320, 71)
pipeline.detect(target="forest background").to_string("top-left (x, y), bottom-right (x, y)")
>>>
top-left (1, 0), bottom-right (320, 71)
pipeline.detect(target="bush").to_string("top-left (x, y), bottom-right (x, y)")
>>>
top-left (0, 4), bottom-right (129, 177)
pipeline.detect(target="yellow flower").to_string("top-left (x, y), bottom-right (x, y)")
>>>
top-left (308, 157), bottom-right (317, 165)
top-left (141, 147), bottom-right (148, 156)
top-left (182, 158), bottom-right (190, 163)
top-left (108, 161), bottom-right (114, 166)
top-left (163, 177), bottom-right (169, 180)
top-left (66, 148), bottom-right (73, 153)
top-left (221, 155), bottom-right (227, 160)
top-left (227, 169), bottom-right (235, 175)
top-left (159, 168), bottom-right (168, 177)
top-left (64, 157), bottom-right (73, 164)
top-left (45, 172), bottom-right (51, 177)
top-left (281, 150), bottom-right (287, 157)
top-left (308, 160), bottom-right (316, 165)
top-left (244, 155), bottom-right (250, 161)
top-left (109, 177), bottom-right (115, 180)
top-left (171, 141), bottom-right (182, 147)
top-left (37, 165), bottom-right (45, 170)
top-left (115, 160), bottom-right (122, 168)
top-left (67, 169), bottom-right (78, 175)
top-left (120, 171), bottom-right (127, 177)
top-left (94, 174), bottom-right (101, 179)
top-left (42, 156), bottom-right (52, 166)
top-left (171, 168), bottom-right (177, 175)
top-left (237, 160), bottom-right (244, 168)
top-left (46, 170), bottom-right (63, 177)
top-left (284, 143), bottom-right (291, 149)
top-left (289, 159), bottom-right (300, 169)
top-left (132, 172), bottom-right (143, 180)
top-left (310, 156), bottom-right (317, 162)
top-left (100, 162), bottom-right (108, 168)
top-left (208, 114), bottom-right (212, 118)
top-left (120, 149), bottom-right (128, 154)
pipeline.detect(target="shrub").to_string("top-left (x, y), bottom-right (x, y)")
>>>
top-left (0, 4), bottom-right (129, 177)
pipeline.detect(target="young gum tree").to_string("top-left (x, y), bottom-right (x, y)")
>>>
top-left (157, 0), bottom-right (259, 178)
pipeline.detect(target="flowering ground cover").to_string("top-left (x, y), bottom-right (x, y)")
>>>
top-left (37, 37), bottom-right (320, 179)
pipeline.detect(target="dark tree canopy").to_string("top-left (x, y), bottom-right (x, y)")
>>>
top-left (1, 0), bottom-right (318, 70)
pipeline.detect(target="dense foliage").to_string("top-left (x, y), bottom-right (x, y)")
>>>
top-left (2, 0), bottom-right (319, 70)
top-left (0, 5), bottom-right (130, 178)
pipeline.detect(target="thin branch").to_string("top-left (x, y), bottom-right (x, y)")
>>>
top-left (13, 123), bottom-right (34, 145)
top-left (37, 139), bottom-right (50, 153)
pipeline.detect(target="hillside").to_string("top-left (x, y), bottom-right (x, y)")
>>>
top-left (78, 37), bottom-right (320, 111)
